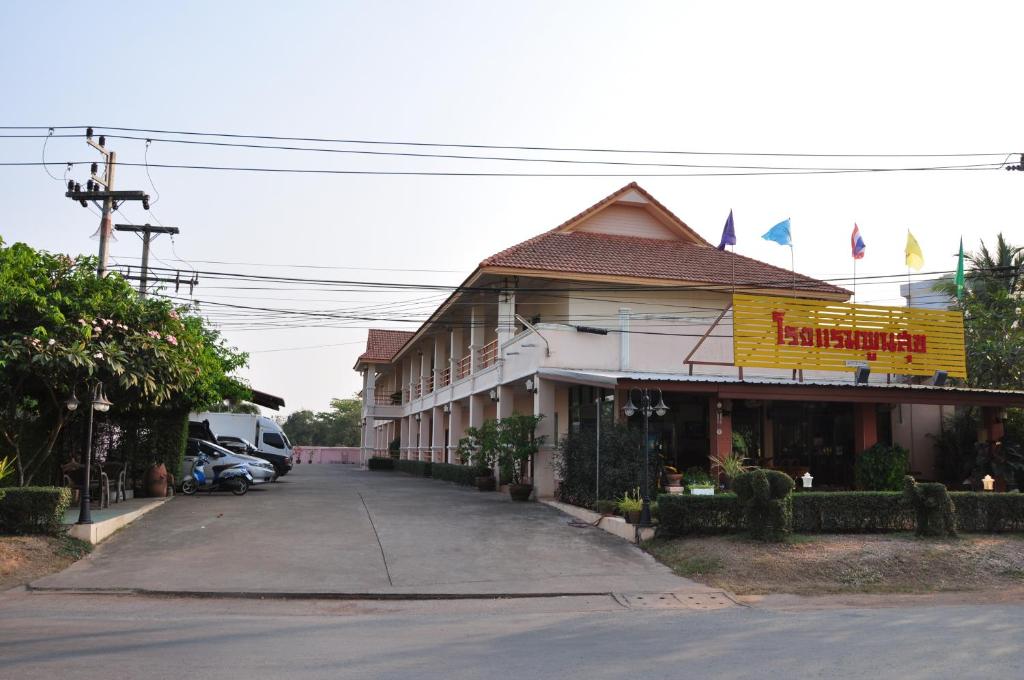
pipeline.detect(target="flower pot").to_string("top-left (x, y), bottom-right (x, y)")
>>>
top-left (509, 483), bottom-right (533, 501)
top-left (665, 473), bottom-right (683, 485)
top-left (689, 487), bottom-right (715, 496)
top-left (144, 463), bottom-right (168, 498)
top-left (476, 475), bottom-right (496, 492)
top-left (625, 509), bottom-right (642, 524)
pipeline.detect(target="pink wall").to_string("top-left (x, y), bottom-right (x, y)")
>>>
top-left (293, 446), bottom-right (361, 464)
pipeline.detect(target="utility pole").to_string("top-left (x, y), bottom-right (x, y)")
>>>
top-left (112, 224), bottom-right (180, 297)
top-left (64, 128), bottom-right (150, 277)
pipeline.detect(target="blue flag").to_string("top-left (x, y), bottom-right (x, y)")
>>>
top-left (717, 210), bottom-right (736, 250)
top-left (762, 218), bottom-right (792, 247)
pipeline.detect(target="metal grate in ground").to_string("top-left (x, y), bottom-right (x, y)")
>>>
top-left (614, 591), bottom-right (737, 610)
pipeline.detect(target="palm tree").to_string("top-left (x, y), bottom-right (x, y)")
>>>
top-left (966, 233), bottom-right (1024, 299)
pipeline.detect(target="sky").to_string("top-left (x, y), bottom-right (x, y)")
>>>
top-left (2, 1), bottom-right (1022, 414)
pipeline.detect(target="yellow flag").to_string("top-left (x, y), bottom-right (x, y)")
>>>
top-left (905, 230), bottom-right (924, 271)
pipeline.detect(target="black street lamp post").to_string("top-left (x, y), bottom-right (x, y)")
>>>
top-left (623, 388), bottom-right (669, 527)
top-left (71, 382), bottom-right (112, 525)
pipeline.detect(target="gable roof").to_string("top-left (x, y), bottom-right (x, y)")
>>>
top-left (357, 329), bottom-right (415, 365)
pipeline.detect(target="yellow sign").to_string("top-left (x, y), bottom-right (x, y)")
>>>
top-left (732, 293), bottom-right (966, 378)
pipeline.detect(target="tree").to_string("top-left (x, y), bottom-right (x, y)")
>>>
top-left (0, 240), bottom-right (249, 485)
top-left (936, 233), bottom-right (1024, 390)
top-left (282, 397), bottom-right (362, 446)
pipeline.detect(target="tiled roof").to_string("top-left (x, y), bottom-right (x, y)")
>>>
top-left (480, 230), bottom-right (850, 296)
top-left (358, 329), bottom-right (415, 363)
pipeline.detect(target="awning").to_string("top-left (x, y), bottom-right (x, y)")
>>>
top-left (536, 368), bottom-right (1024, 407)
top-left (249, 389), bottom-right (286, 411)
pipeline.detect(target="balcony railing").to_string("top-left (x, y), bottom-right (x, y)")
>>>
top-left (456, 353), bottom-right (471, 379)
top-left (439, 367), bottom-right (451, 388)
top-left (413, 383), bottom-right (422, 399)
top-left (479, 339), bottom-right (499, 369)
top-left (374, 390), bottom-right (403, 406)
top-left (423, 375), bottom-right (434, 394)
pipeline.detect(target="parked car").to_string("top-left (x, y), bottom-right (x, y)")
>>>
top-left (190, 412), bottom-right (294, 469)
top-left (184, 438), bottom-right (277, 485)
top-left (217, 435), bottom-right (293, 476)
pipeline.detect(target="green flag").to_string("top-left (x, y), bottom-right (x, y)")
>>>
top-left (955, 238), bottom-right (965, 298)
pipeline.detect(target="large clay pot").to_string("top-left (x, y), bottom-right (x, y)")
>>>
top-left (145, 463), bottom-right (168, 497)
top-left (509, 483), bottom-right (533, 502)
top-left (476, 475), bottom-right (496, 492)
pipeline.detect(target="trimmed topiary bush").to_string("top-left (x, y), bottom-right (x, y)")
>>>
top-left (656, 494), bottom-right (742, 537)
top-left (950, 492), bottom-right (1024, 532)
top-left (0, 487), bottom-right (73, 535)
top-left (368, 457), bottom-right (395, 471)
top-left (903, 476), bottom-right (956, 536)
top-left (395, 459), bottom-right (432, 477)
top-left (792, 492), bottom-right (913, 533)
top-left (430, 463), bottom-right (477, 486)
top-left (733, 469), bottom-right (794, 541)
top-left (855, 443), bottom-right (909, 491)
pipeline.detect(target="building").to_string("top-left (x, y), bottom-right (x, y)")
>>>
top-left (355, 183), bottom-right (1024, 497)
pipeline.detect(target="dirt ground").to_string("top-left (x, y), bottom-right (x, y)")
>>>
top-left (644, 533), bottom-right (1024, 596)
top-left (0, 535), bottom-right (92, 591)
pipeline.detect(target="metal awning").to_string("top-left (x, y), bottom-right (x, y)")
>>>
top-left (536, 368), bottom-right (1024, 407)
top-left (248, 389), bottom-right (286, 411)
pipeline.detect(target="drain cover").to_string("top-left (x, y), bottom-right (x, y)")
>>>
top-left (614, 591), bottom-right (736, 610)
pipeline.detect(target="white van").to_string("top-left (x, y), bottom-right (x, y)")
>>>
top-left (191, 412), bottom-right (294, 471)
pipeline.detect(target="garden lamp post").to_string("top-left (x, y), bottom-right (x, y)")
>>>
top-left (74, 382), bottom-right (113, 525)
top-left (622, 388), bottom-right (669, 527)
top-left (595, 393), bottom-right (615, 504)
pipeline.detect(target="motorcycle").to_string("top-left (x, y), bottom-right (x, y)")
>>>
top-left (181, 453), bottom-right (254, 496)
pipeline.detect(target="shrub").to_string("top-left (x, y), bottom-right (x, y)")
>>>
top-left (0, 487), bottom-right (73, 535)
top-left (388, 438), bottom-right (400, 458)
top-left (367, 457), bottom-right (395, 471)
top-left (903, 476), bottom-right (956, 536)
top-left (656, 494), bottom-right (741, 537)
top-left (594, 499), bottom-right (618, 515)
top-left (554, 424), bottom-right (654, 509)
top-left (855, 443), bottom-right (909, 491)
top-left (950, 492), bottom-right (1024, 532)
top-left (617, 487), bottom-right (643, 514)
top-left (430, 462), bottom-right (477, 486)
top-left (395, 459), bottom-right (432, 477)
top-left (792, 492), bottom-right (913, 533)
top-left (733, 469), bottom-right (794, 541)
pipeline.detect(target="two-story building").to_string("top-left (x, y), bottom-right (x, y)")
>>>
top-left (355, 183), bottom-right (1024, 497)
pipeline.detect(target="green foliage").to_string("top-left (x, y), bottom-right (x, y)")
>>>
top-left (903, 476), bottom-right (957, 537)
top-left (395, 459), bottom-right (432, 477)
top-left (855, 443), bottom-right (909, 491)
top-left (0, 486), bottom-right (72, 535)
top-left (0, 457), bottom-right (13, 485)
top-left (0, 239), bottom-right (247, 486)
top-left (430, 462), bottom-right (477, 486)
top-left (930, 408), bottom-right (981, 485)
top-left (684, 467), bottom-right (714, 488)
top-left (709, 451), bottom-right (750, 482)
top-left (367, 456), bottom-right (395, 471)
top-left (282, 397), bottom-right (362, 446)
top-left (950, 492), bottom-right (1024, 532)
top-left (107, 409), bottom-right (189, 484)
top-left (616, 487), bottom-right (643, 513)
top-left (656, 494), bottom-right (742, 537)
top-left (457, 419), bottom-right (500, 473)
top-left (733, 469), bottom-right (794, 541)
top-left (594, 499), bottom-right (618, 515)
top-left (497, 414), bottom-right (544, 486)
top-left (554, 423), bottom-right (655, 508)
top-left (388, 437), bottom-right (400, 458)
top-left (792, 492), bottom-right (913, 532)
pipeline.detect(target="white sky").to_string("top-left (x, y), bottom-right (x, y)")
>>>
top-left (2, 1), bottom-right (1022, 413)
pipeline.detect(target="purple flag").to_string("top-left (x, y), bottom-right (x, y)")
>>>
top-left (717, 210), bottom-right (736, 250)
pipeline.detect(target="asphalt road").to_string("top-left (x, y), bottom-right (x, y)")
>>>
top-left (0, 590), bottom-right (1021, 680)
top-left (33, 464), bottom-right (691, 595)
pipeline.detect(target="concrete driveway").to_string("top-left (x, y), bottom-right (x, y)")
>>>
top-left (32, 465), bottom-right (697, 596)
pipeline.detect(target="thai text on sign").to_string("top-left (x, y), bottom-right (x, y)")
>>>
top-left (732, 293), bottom-right (966, 378)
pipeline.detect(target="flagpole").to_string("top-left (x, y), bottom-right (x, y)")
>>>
top-left (853, 255), bottom-right (857, 303)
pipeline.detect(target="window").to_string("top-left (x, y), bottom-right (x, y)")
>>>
top-left (263, 432), bottom-right (286, 449)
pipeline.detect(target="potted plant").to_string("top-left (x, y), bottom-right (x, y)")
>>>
top-left (497, 414), bottom-right (544, 502)
top-left (458, 422), bottom-right (499, 491)
top-left (617, 487), bottom-right (643, 524)
top-left (710, 451), bottom-right (752, 490)
top-left (663, 465), bottom-right (683, 486)
top-left (685, 467), bottom-right (716, 496)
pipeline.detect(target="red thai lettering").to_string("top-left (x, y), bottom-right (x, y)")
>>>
top-left (912, 334), bottom-right (927, 353)
top-left (785, 326), bottom-right (799, 346)
top-left (772, 311), bottom-right (786, 345)
top-left (896, 330), bottom-right (910, 352)
top-left (799, 327), bottom-right (814, 346)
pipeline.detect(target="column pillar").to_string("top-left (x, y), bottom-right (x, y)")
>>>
top-left (710, 396), bottom-right (732, 481)
top-left (533, 377), bottom-right (557, 498)
top-left (497, 290), bottom-right (516, 346)
top-left (418, 413), bottom-right (429, 461)
top-left (432, 405), bottom-right (445, 462)
top-left (361, 367), bottom-right (377, 466)
top-left (854, 402), bottom-right (878, 454)
top-left (469, 306), bottom-right (483, 373)
top-left (449, 401), bottom-right (464, 463)
top-left (495, 384), bottom-right (514, 482)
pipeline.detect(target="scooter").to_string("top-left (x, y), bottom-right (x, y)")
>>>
top-left (181, 453), bottom-right (254, 496)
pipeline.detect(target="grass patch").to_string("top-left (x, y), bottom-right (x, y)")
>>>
top-left (0, 533), bottom-right (92, 590)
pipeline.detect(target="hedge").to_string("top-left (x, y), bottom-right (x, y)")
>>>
top-left (395, 459), bottom-right (432, 477)
top-left (656, 494), bottom-right (742, 536)
top-left (656, 490), bottom-right (1024, 537)
top-left (368, 457), bottom-right (395, 471)
top-left (430, 463), bottom-right (477, 486)
top-left (793, 492), bottom-right (914, 533)
top-left (0, 487), bottom-right (73, 535)
top-left (951, 492), bottom-right (1024, 532)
